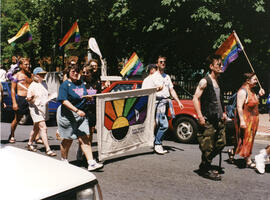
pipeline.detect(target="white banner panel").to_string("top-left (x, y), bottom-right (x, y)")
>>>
top-left (96, 88), bottom-right (156, 161)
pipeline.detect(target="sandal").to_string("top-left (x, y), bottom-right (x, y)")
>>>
top-left (27, 144), bottom-right (37, 152)
top-left (35, 138), bottom-right (43, 144)
top-left (246, 160), bottom-right (256, 168)
top-left (46, 150), bottom-right (56, 157)
top-left (228, 149), bottom-right (235, 164)
top-left (201, 170), bottom-right (221, 181)
top-left (9, 137), bottom-right (16, 144)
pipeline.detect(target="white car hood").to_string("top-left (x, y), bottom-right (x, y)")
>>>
top-left (0, 145), bottom-right (97, 200)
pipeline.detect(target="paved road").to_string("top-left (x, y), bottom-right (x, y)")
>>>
top-left (1, 122), bottom-right (269, 200)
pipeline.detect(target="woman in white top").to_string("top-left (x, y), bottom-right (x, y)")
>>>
top-left (26, 67), bottom-right (56, 156)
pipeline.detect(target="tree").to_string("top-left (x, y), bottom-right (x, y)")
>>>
top-left (1, 0), bottom-right (269, 89)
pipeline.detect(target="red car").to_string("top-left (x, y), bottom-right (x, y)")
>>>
top-left (102, 80), bottom-right (199, 143)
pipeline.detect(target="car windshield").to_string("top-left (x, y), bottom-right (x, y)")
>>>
top-left (111, 84), bottom-right (134, 92)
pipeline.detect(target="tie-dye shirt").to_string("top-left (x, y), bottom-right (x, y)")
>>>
top-left (58, 80), bottom-right (87, 110)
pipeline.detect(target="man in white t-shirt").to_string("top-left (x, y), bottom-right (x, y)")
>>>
top-left (0, 65), bottom-right (7, 82)
top-left (151, 56), bottom-right (184, 154)
top-left (142, 64), bottom-right (157, 89)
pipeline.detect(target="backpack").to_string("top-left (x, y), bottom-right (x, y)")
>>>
top-left (266, 94), bottom-right (270, 106)
top-left (226, 88), bottom-right (247, 119)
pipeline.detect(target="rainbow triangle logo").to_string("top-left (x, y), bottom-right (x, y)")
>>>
top-left (104, 96), bottom-right (148, 140)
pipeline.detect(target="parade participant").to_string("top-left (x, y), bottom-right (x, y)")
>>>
top-left (76, 64), bottom-right (102, 161)
top-left (26, 67), bottom-right (56, 156)
top-left (57, 64), bottom-right (103, 171)
top-left (151, 56), bottom-right (184, 155)
top-left (193, 54), bottom-right (226, 181)
top-left (0, 82), bottom-right (6, 109)
top-left (8, 58), bottom-right (32, 143)
top-left (89, 59), bottom-right (110, 89)
top-left (142, 64), bottom-right (158, 89)
top-left (0, 64), bottom-right (7, 82)
top-left (89, 59), bottom-right (99, 74)
top-left (255, 145), bottom-right (270, 174)
top-left (6, 56), bottom-right (19, 82)
top-left (227, 72), bottom-right (265, 167)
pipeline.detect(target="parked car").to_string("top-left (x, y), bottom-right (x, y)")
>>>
top-left (1, 81), bottom-right (61, 124)
top-left (0, 145), bottom-right (103, 200)
top-left (102, 80), bottom-right (200, 143)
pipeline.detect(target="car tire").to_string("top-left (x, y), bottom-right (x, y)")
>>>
top-left (173, 116), bottom-right (198, 143)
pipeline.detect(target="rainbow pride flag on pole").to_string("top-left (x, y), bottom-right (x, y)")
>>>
top-left (8, 22), bottom-right (32, 45)
top-left (120, 52), bottom-right (144, 77)
top-left (215, 31), bottom-right (243, 71)
top-left (59, 21), bottom-right (80, 48)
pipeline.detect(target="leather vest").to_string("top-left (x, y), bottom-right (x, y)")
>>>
top-left (200, 75), bottom-right (224, 120)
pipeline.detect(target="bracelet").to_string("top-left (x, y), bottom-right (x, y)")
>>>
top-left (75, 109), bottom-right (79, 113)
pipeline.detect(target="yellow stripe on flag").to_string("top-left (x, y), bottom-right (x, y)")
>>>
top-left (8, 23), bottom-right (30, 44)
top-left (120, 53), bottom-right (139, 76)
top-left (221, 39), bottom-right (237, 60)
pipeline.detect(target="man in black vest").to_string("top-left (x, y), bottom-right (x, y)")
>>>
top-left (193, 54), bottom-right (227, 181)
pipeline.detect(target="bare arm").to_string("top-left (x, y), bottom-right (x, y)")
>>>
top-left (237, 89), bottom-right (247, 128)
top-left (193, 79), bottom-right (207, 125)
top-left (258, 88), bottom-right (265, 96)
top-left (62, 100), bottom-right (85, 117)
top-left (170, 87), bottom-right (184, 109)
top-left (11, 79), bottom-right (18, 111)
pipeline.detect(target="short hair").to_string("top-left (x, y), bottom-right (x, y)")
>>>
top-left (82, 64), bottom-right (94, 74)
top-left (243, 72), bottom-right (256, 82)
top-left (206, 54), bottom-right (222, 66)
top-left (18, 58), bottom-right (29, 65)
top-left (89, 59), bottom-right (99, 66)
top-left (64, 64), bottom-right (80, 78)
top-left (146, 64), bottom-right (157, 73)
top-left (157, 55), bottom-right (166, 63)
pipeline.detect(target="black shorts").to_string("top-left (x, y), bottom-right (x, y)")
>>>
top-left (15, 95), bottom-right (29, 115)
top-left (87, 111), bottom-right (96, 127)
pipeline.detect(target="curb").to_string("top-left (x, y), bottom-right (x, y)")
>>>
top-left (255, 132), bottom-right (270, 141)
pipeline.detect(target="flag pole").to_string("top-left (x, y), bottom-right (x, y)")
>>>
top-left (233, 30), bottom-right (262, 89)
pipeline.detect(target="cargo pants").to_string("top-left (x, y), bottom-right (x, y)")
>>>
top-left (197, 120), bottom-right (226, 168)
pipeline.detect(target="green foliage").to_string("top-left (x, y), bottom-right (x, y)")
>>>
top-left (0, 0), bottom-right (269, 83)
top-left (253, 0), bottom-right (265, 12)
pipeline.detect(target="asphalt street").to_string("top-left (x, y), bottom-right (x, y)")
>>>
top-left (0, 121), bottom-right (269, 200)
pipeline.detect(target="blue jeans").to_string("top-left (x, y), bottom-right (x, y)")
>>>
top-left (154, 113), bottom-right (169, 145)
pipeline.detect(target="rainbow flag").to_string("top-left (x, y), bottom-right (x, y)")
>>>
top-left (215, 32), bottom-right (242, 71)
top-left (59, 21), bottom-right (80, 48)
top-left (8, 22), bottom-right (32, 45)
top-left (120, 52), bottom-right (144, 77)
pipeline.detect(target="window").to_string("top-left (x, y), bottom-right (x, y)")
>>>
top-left (111, 84), bottom-right (134, 92)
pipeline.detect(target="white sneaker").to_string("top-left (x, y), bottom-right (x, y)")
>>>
top-left (88, 160), bottom-right (104, 171)
top-left (154, 145), bottom-right (168, 155)
top-left (255, 153), bottom-right (265, 174)
top-left (61, 158), bottom-right (69, 164)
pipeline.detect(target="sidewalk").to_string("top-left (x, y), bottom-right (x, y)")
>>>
top-left (256, 113), bottom-right (270, 140)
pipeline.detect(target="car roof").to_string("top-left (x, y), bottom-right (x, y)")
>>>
top-left (0, 145), bottom-right (97, 200)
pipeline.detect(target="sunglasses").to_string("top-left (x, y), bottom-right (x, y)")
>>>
top-left (159, 60), bottom-right (166, 64)
top-left (82, 71), bottom-right (90, 75)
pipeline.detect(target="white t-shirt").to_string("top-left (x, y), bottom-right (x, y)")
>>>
top-left (142, 74), bottom-right (156, 89)
top-left (27, 81), bottom-right (49, 123)
top-left (0, 69), bottom-right (7, 82)
top-left (152, 71), bottom-right (173, 98)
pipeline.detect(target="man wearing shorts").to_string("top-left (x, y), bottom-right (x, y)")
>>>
top-left (8, 58), bottom-right (32, 143)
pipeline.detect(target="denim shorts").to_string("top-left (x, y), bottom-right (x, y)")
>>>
top-left (57, 105), bottom-right (89, 140)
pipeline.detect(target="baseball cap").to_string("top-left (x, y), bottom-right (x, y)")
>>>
top-left (33, 67), bottom-right (47, 75)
